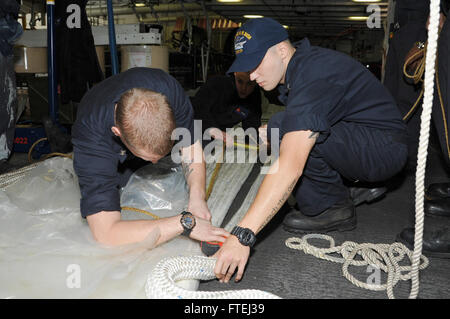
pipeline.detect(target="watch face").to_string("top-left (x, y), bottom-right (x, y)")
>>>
top-left (184, 216), bottom-right (194, 228)
top-left (244, 232), bottom-right (255, 244)
top-left (182, 213), bottom-right (195, 229)
top-left (231, 226), bottom-right (256, 247)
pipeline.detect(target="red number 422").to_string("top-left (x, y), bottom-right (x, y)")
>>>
top-left (14, 137), bottom-right (28, 145)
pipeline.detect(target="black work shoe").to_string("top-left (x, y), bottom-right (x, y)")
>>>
top-left (425, 182), bottom-right (450, 201)
top-left (425, 198), bottom-right (450, 218)
top-left (283, 199), bottom-right (356, 234)
top-left (396, 227), bottom-right (450, 259)
top-left (349, 187), bottom-right (387, 206)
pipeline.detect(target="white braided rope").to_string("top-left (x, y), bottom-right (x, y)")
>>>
top-left (409, 0), bottom-right (441, 299)
top-left (145, 256), bottom-right (281, 299)
top-left (0, 162), bottom-right (39, 189)
top-left (285, 234), bottom-right (429, 299)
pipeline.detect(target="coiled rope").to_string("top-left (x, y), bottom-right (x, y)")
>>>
top-left (145, 256), bottom-right (280, 299)
top-left (285, 234), bottom-right (429, 299)
top-left (24, 136), bottom-right (73, 164)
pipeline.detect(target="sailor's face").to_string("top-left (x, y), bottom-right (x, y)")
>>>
top-left (111, 125), bottom-right (164, 164)
top-left (128, 146), bottom-right (164, 164)
top-left (234, 72), bottom-right (257, 98)
top-left (249, 45), bottom-right (284, 91)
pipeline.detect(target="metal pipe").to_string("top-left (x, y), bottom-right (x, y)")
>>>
top-left (107, 0), bottom-right (119, 75)
top-left (86, 3), bottom-right (203, 17)
top-left (46, 0), bottom-right (58, 123)
top-left (140, 14), bottom-right (221, 23)
top-left (201, 0), bottom-right (211, 82)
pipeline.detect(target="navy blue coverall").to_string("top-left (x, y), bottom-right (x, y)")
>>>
top-left (72, 68), bottom-right (196, 218)
top-left (384, 23), bottom-right (428, 165)
top-left (385, 3), bottom-right (450, 168)
top-left (268, 39), bottom-right (408, 216)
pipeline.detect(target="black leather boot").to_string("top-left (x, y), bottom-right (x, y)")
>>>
top-left (397, 227), bottom-right (450, 259)
top-left (425, 198), bottom-right (450, 218)
top-left (349, 186), bottom-right (387, 206)
top-left (425, 182), bottom-right (450, 201)
top-left (283, 199), bottom-right (356, 234)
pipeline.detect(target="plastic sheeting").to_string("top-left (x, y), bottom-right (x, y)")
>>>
top-left (0, 144), bottom-right (267, 298)
top-left (120, 157), bottom-right (189, 221)
top-left (0, 157), bottom-right (199, 298)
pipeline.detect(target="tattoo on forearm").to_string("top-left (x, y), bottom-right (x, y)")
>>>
top-left (308, 131), bottom-right (320, 139)
top-left (182, 160), bottom-right (194, 180)
top-left (258, 179), bottom-right (297, 233)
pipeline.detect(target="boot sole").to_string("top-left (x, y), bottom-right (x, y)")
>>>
top-left (283, 217), bottom-right (357, 234)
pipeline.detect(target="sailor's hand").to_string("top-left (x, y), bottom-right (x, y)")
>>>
top-left (258, 124), bottom-right (269, 146)
top-left (207, 128), bottom-right (234, 147)
top-left (222, 132), bottom-right (235, 148)
top-left (188, 198), bottom-right (212, 221)
top-left (190, 217), bottom-right (229, 242)
top-left (213, 235), bottom-right (250, 283)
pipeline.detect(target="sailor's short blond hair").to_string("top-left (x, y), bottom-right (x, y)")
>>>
top-left (115, 88), bottom-right (176, 156)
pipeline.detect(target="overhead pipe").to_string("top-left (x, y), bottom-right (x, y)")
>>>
top-left (86, 3), bottom-right (203, 17)
top-left (139, 14), bottom-right (222, 23)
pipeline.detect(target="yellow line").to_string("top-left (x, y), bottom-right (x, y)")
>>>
top-left (233, 142), bottom-right (259, 150)
top-left (206, 144), bottom-right (226, 200)
top-left (121, 206), bottom-right (161, 220)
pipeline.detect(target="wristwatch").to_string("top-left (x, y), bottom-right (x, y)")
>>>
top-left (231, 226), bottom-right (256, 247)
top-left (180, 211), bottom-right (196, 237)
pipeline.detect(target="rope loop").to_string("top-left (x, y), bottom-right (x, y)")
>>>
top-left (285, 235), bottom-right (429, 299)
top-left (145, 256), bottom-right (281, 299)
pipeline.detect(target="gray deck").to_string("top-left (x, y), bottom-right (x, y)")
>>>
top-left (198, 143), bottom-right (450, 299)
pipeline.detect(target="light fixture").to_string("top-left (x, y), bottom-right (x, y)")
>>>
top-left (348, 16), bottom-right (368, 21)
top-left (283, 25), bottom-right (289, 29)
top-left (351, 0), bottom-right (382, 2)
top-left (135, 2), bottom-right (146, 7)
top-left (218, 0), bottom-right (242, 2)
top-left (243, 15), bottom-right (264, 19)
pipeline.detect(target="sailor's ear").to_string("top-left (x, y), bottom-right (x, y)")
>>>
top-left (277, 41), bottom-right (290, 60)
top-left (111, 126), bottom-right (121, 137)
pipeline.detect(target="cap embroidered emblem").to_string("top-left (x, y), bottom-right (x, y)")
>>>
top-left (234, 30), bottom-right (252, 54)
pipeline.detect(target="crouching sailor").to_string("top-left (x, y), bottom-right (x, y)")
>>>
top-left (72, 67), bottom-right (229, 247)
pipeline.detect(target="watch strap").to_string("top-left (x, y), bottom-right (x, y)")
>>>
top-left (231, 226), bottom-right (256, 247)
